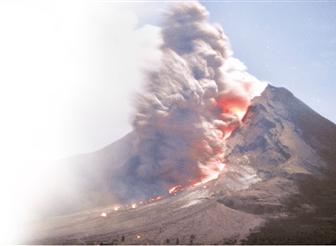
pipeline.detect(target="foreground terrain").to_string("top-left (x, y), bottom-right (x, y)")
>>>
top-left (27, 85), bottom-right (336, 244)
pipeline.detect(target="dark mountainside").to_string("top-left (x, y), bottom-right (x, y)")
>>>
top-left (233, 85), bottom-right (336, 244)
top-left (27, 85), bottom-right (336, 244)
top-left (216, 85), bottom-right (336, 244)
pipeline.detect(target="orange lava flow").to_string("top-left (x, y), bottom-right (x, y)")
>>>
top-left (217, 95), bottom-right (249, 121)
top-left (162, 94), bottom-right (250, 198)
top-left (168, 185), bottom-right (183, 195)
top-left (191, 94), bottom-right (249, 185)
top-left (106, 93), bottom-right (251, 214)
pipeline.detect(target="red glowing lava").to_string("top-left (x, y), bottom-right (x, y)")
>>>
top-left (168, 185), bottom-right (183, 194)
top-left (188, 93), bottom-right (251, 188)
top-left (217, 94), bottom-right (249, 121)
top-left (149, 196), bottom-right (162, 202)
top-left (106, 91), bottom-right (253, 214)
top-left (154, 94), bottom-right (250, 201)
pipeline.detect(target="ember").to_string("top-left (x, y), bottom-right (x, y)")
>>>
top-left (168, 185), bottom-right (183, 194)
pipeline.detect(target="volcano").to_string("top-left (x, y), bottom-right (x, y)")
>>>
top-left (27, 85), bottom-right (336, 244)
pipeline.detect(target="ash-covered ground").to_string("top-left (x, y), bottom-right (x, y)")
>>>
top-left (26, 85), bottom-right (336, 244)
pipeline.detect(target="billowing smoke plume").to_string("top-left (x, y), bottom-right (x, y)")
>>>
top-left (120, 2), bottom-right (266, 199)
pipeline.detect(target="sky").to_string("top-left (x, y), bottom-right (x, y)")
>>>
top-left (0, 1), bottom-right (164, 242)
top-left (1, 1), bottom-right (335, 160)
top-left (0, 1), bottom-right (335, 243)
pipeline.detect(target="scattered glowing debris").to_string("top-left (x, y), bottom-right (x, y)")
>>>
top-left (95, 148), bottom-right (227, 217)
top-left (149, 195), bottom-right (162, 202)
top-left (168, 185), bottom-right (183, 194)
top-left (104, 163), bottom-right (225, 212)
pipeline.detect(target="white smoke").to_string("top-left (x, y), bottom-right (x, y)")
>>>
top-left (127, 2), bottom-right (266, 194)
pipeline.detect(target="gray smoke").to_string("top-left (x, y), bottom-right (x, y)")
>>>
top-left (118, 2), bottom-right (266, 200)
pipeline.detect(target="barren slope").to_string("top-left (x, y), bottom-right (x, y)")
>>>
top-left (26, 85), bottom-right (336, 244)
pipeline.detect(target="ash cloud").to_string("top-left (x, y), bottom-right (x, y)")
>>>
top-left (117, 2), bottom-right (266, 200)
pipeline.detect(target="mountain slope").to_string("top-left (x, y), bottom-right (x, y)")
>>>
top-left (214, 85), bottom-right (336, 244)
top-left (27, 85), bottom-right (336, 244)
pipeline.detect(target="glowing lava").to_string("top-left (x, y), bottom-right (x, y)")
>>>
top-left (198, 163), bottom-right (225, 184)
top-left (111, 96), bottom-right (249, 209)
top-left (168, 185), bottom-right (183, 194)
top-left (129, 1), bottom-right (268, 210)
top-left (150, 196), bottom-right (162, 202)
top-left (163, 95), bottom-right (248, 196)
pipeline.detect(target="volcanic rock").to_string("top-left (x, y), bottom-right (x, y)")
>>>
top-left (26, 85), bottom-right (336, 244)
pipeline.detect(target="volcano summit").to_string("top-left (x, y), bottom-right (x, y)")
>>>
top-left (27, 84), bottom-right (336, 244)
top-left (25, 2), bottom-right (336, 245)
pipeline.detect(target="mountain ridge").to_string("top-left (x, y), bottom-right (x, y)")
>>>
top-left (27, 85), bottom-right (336, 244)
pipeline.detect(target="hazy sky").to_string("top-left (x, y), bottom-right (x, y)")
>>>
top-left (0, 1), bottom-right (164, 242)
top-left (1, 1), bottom-right (335, 160)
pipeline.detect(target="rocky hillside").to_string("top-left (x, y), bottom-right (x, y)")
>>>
top-left (27, 85), bottom-right (336, 244)
top-left (217, 85), bottom-right (336, 244)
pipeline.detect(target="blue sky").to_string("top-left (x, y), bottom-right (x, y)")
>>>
top-left (200, 1), bottom-right (336, 123)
